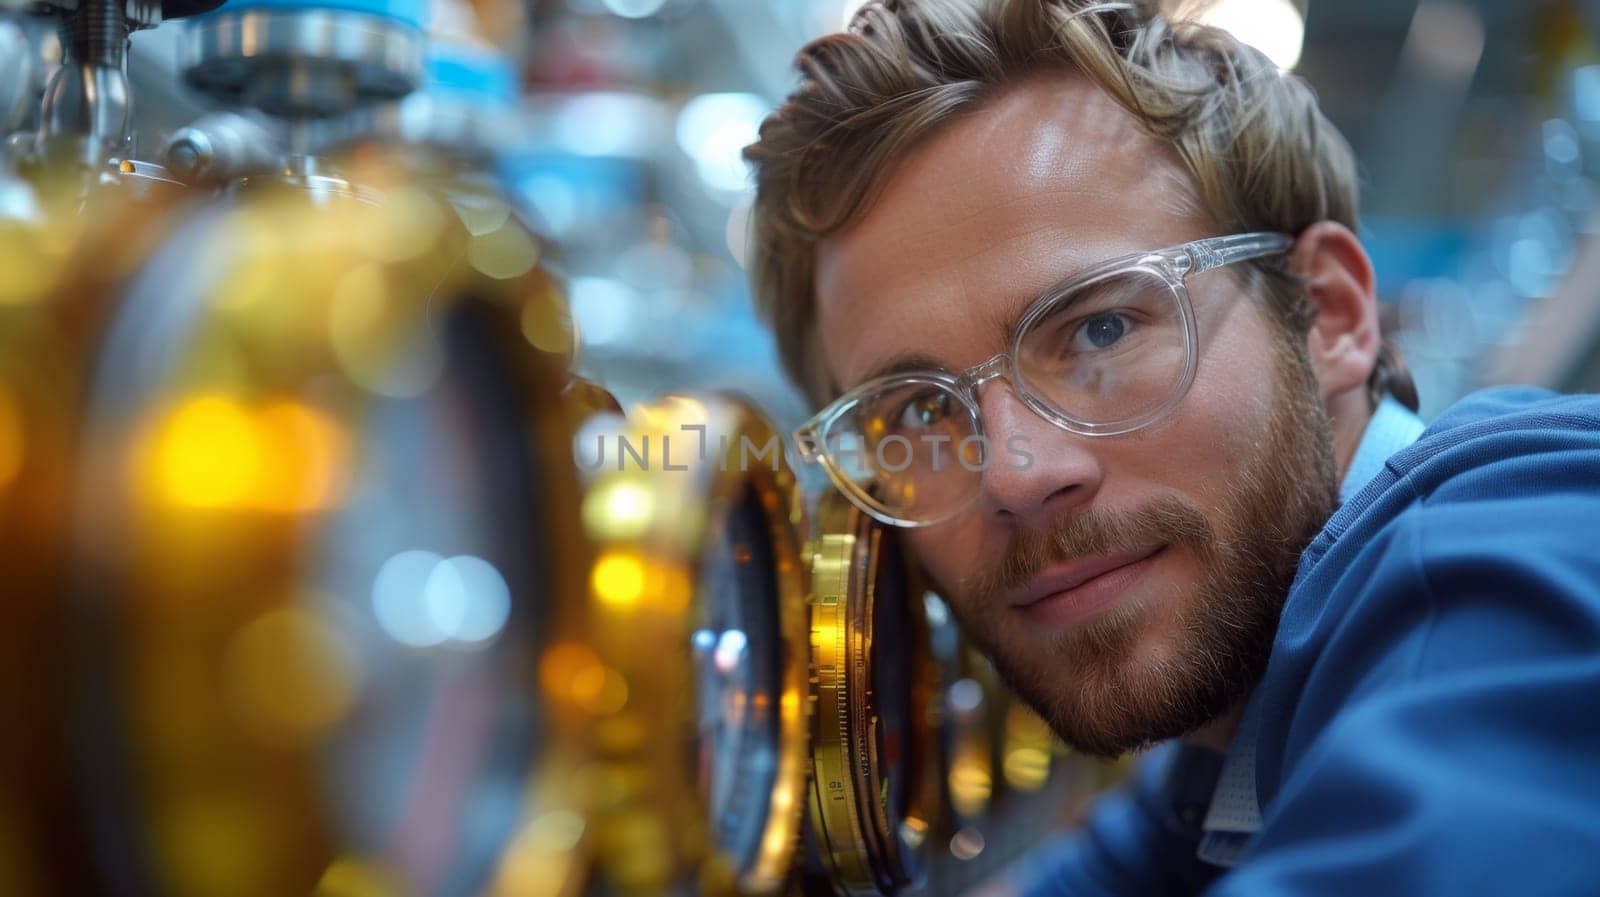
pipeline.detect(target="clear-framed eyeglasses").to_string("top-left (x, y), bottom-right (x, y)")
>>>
top-left (792, 232), bottom-right (1296, 528)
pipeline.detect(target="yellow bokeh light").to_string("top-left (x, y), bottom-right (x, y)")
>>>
top-left (569, 663), bottom-right (629, 716)
top-left (582, 479), bottom-right (657, 541)
top-left (148, 395), bottom-right (264, 509)
top-left (526, 809), bottom-right (586, 854)
top-left (489, 810), bottom-right (586, 897)
top-left (254, 402), bottom-right (350, 512)
top-left (541, 641), bottom-right (604, 705)
top-left (313, 857), bottom-right (401, 897)
top-left (898, 815), bottom-right (930, 849)
top-left (1002, 747), bottom-right (1051, 792)
top-left (327, 262), bottom-right (443, 399)
top-left (628, 395), bottom-right (709, 437)
top-left (603, 809), bottom-right (674, 887)
top-left (655, 566), bottom-right (692, 614)
top-left (519, 288), bottom-right (575, 357)
top-left (592, 551), bottom-right (647, 608)
top-left (157, 794), bottom-right (277, 896)
top-left (221, 604), bottom-right (362, 748)
top-left (949, 760), bottom-right (993, 817)
top-left (356, 185), bottom-right (446, 263)
top-left (467, 224), bottom-right (540, 281)
top-left (143, 395), bottom-right (348, 512)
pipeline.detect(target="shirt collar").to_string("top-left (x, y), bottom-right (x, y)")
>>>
top-left (1338, 395), bottom-right (1428, 506)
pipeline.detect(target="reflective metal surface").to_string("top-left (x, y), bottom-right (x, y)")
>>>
top-left (58, 155), bottom-right (589, 897)
top-left (578, 394), bottom-right (810, 896)
top-left (183, 9), bottom-right (424, 114)
top-left (160, 109), bottom-right (284, 184)
top-left (0, 19), bottom-right (38, 136)
top-left (35, 61), bottom-right (130, 166)
top-left (805, 491), bottom-right (940, 896)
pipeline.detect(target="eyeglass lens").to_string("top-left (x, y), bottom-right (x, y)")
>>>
top-left (819, 268), bottom-right (1190, 524)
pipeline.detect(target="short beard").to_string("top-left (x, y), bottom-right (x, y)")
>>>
top-left (949, 342), bottom-right (1339, 757)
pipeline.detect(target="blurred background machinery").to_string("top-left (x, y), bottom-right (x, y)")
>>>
top-left (1, 0), bottom-right (594, 894)
top-left (498, 0), bottom-right (1600, 429)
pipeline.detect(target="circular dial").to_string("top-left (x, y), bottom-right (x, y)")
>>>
top-left (315, 303), bottom-right (551, 896)
top-left (805, 492), bottom-right (938, 896)
top-left (579, 395), bottom-right (808, 896)
top-left (693, 483), bottom-right (784, 873)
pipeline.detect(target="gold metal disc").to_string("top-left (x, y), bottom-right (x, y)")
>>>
top-left (579, 393), bottom-right (810, 896)
top-left (806, 491), bottom-right (940, 896)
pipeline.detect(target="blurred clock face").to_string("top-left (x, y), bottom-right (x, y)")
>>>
top-left (691, 483), bottom-right (783, 874)
top-left (314, 305), bottom-right (546, 897)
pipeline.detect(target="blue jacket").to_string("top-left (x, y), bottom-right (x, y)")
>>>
top-left (1017, 387), bottom-right (1600, 896)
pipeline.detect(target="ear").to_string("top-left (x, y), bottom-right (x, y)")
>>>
top-left (1288, 221), bottom-right (1380, 405)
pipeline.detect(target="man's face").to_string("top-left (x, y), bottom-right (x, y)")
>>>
top-left (813, 77), bottom-right (1341, 756)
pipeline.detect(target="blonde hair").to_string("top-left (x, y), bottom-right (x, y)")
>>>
top-left (744, 0), bottom-right (1417, 411)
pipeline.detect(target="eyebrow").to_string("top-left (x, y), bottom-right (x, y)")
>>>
top-left (849, 255), bottom-right (1141, 390)
top-left (850, 278), bottom-right (1095, 389)
top-left (1000, 271), bottom-right (1131, 346)
top-left (855, 353), bottom-right (952, 386)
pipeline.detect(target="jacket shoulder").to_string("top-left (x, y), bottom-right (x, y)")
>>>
top-left (1392, 387), bottom-right (1600, 505)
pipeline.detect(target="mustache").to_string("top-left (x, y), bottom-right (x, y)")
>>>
top-left (964, 495), bottom-right (1216, 602)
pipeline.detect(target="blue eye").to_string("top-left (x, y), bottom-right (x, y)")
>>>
top-left (1073, 312), bottom-right (1130, 350)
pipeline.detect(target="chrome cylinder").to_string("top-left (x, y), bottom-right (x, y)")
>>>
top-left (183, 8), bottom-right (423, 116)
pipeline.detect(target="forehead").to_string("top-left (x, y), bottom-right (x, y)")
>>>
top-left (814, 75), bottom-right (1209, 389)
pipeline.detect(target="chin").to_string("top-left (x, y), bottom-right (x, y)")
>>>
top-left (998, 595), bottom-right (1239, 758)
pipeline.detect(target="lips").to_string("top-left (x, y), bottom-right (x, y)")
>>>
top-left (1008, 545), bottom-right (1165, 627)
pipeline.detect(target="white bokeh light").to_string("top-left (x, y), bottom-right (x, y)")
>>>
top-left (446, 555), bottom-right (513, 644)
top-left (373, 550), bottom-right (450, 647)
top-left (569, 276), bottom-right (637, 348)
top-left (373, 551), bottom-right (513, 648)
top-left (676, 92), bottom-right (770, 195)
top-left (1196, 0), bottom-right (1306, 71)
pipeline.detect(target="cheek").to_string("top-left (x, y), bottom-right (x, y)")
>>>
top-left (905, 520), bottom-right (988, 600)
top-left (1119, 311), bottom-right (1282, 498)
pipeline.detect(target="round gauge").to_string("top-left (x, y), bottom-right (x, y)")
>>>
top-left (579, 395), bottom-right (809, 896)
top-left (806, 490), bottom-right (940, 896)
top-left (65, 166), bottom-right (590, 897)
top-left (693, 482), bottom-right (784, 871)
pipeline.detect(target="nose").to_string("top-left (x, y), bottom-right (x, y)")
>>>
top-left (973, 379), bottom-right (1104, 526)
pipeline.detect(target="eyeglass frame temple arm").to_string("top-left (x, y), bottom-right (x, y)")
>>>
top-left (1181, 232), bottom-right (1296, 275)
top-left (792, 425), bottom-right (821, 461)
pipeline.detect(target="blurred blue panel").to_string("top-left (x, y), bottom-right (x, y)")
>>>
top-left (1361, 216), bottom-right (1470, 297)
top-left (426, 45), bottom-right (517, 105)
top-left (499, 153), bottom-right (647, 234)
top-left (202, 0), bottom-right (428, 29)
